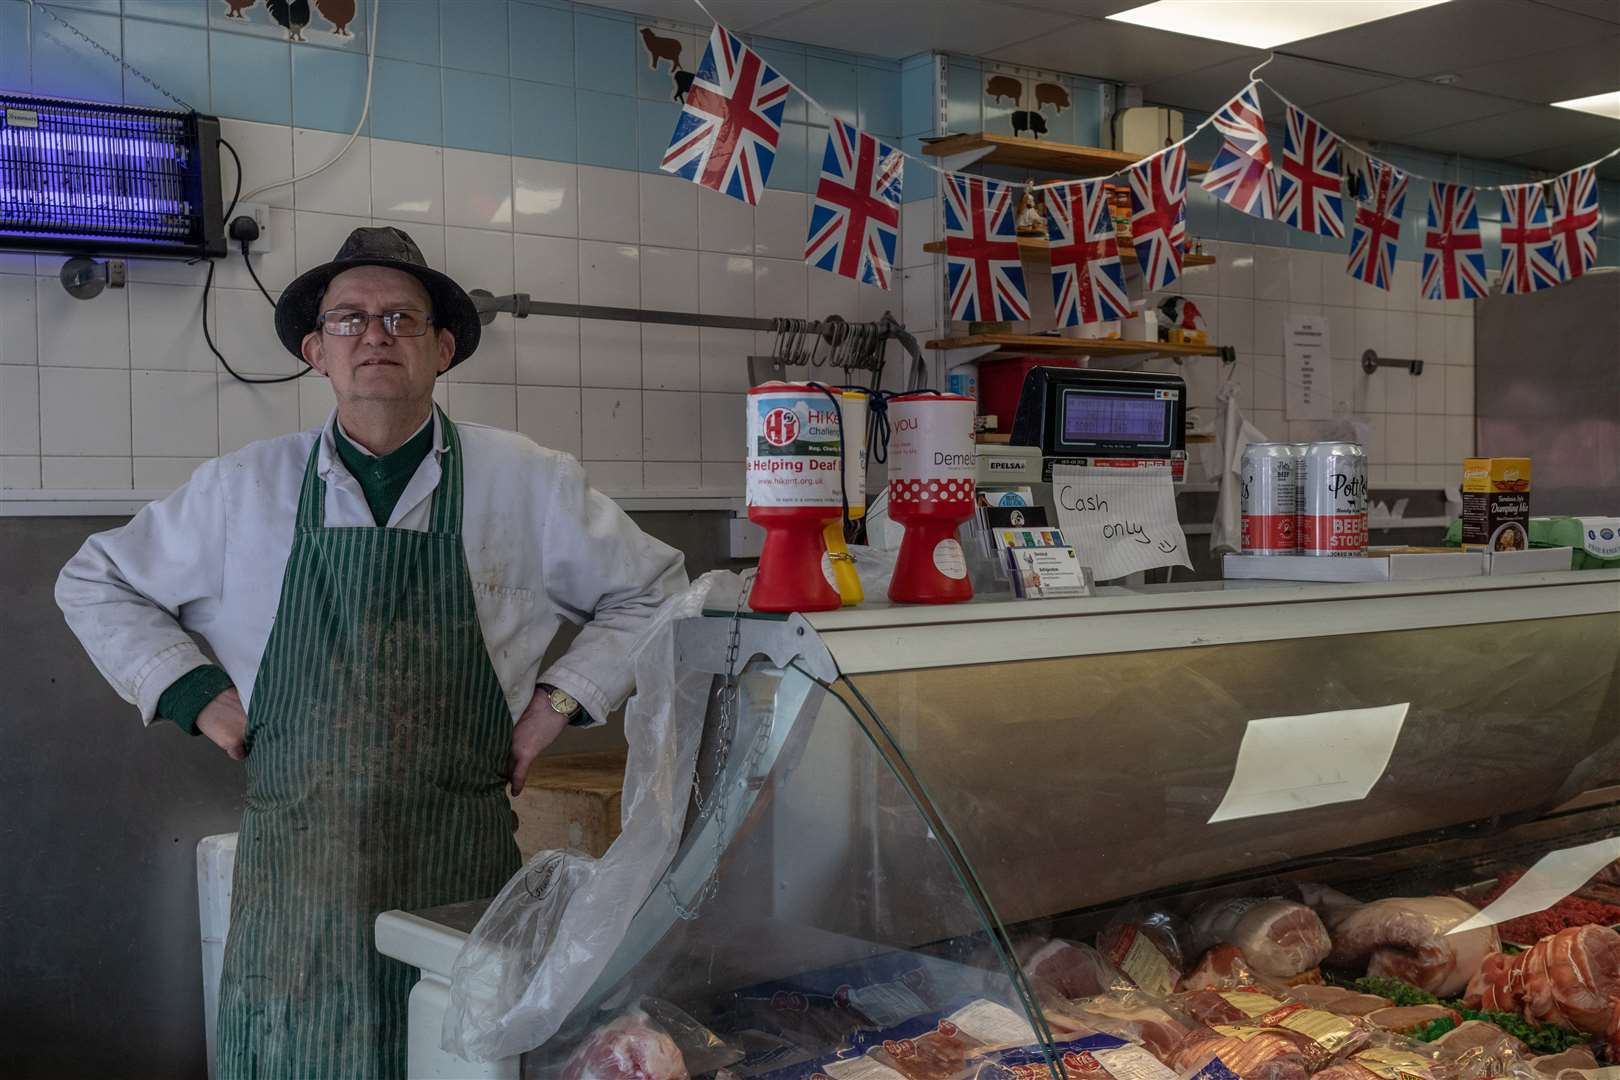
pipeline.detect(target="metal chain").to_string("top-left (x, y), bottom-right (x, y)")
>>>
top-left (663, 570), bottom-right (755, 920)
top-left (28, 3), bottom-right (196, 113)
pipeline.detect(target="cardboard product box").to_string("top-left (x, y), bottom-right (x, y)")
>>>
top-left (1462, 457), bottom-right (1532, 551)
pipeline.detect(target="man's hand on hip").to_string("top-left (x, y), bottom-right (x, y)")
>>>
top-left (197, 687), bottom-right (249, 760)
top-left (508, 694), bottom-right (571, 796)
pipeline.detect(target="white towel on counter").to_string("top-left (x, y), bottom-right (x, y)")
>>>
top-left (1210, 379), bottom-right (1272, 555)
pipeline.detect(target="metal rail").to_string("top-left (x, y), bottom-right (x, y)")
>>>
top-left (1361, 348), bottom-right (1425, 376)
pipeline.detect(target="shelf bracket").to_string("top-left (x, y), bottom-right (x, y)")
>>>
top-left (1361, 349), bottom-right (1424, 376)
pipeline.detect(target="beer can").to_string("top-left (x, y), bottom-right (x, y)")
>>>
top-left (1240, 443), bottom-right (1299, 554)
top-left (1300, 441), bottom-right (1369, 556)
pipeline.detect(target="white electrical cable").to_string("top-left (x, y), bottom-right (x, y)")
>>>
top-left (238, 0), bottom-right (382, 204)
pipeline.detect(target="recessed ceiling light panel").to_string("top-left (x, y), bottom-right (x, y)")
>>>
top-left (1551, 91), bottom-right (1620, 120)
top-left (1106, 0), bottom-right (1452, 50)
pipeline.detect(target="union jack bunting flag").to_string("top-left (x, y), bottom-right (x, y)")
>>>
top-left (1208, 82), bottom-right (1270, 164)
top-left (1277, 105), bottom-right (1345, 238)
top-left (1548, 166), bottom-right (1599, 281)
top-left (1421, 182), bottom-right (1487, 301)
top-left (1500, 183), bottom-right (1560, 295)
top-left (660, 25), bottom-right (790, 205)
top-left (1128, 145), bottom-right (1188, 292)
top-left (943, 174), bottom-right (1030, 322)
top-left (1202, 140), bottom-right (1276, 220)
top-left (804, 121), bottom-right (903, 288)
top-left (1345, 159), bottom-right (1408, 290)
top-left (1046, 180), bottom-right (1131, 328)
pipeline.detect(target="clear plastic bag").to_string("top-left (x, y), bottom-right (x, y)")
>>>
top-left (441, 572), bottom-right (730, 1062)
top-left (1096, 907), bottom-right (1194, 995)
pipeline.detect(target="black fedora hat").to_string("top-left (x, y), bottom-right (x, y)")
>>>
top-left (274, 226), bottom-right (481, 368)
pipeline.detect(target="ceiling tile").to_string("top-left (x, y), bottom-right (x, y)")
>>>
top-left (1505, 135), bottom-right (1620, 176)
top-left (1405, 105), bottom-right (1620, 157)
top-left (1308, 82), bottom-right (1522, 140)
top-left (984, 17), bottom-right (1254, 84)
top-left (1446, 34), bottom-right (1620, 104)
top-left (1143, 54), bottom-right (1398, 114)
top-left (1286, 0), bottom-right (1602, 79)
top-left (1524, 0), bottom-right (1620, 24)
top-left (747, 0), bottom-right (1076, 59)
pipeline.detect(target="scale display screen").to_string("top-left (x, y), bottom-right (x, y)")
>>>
top-left (1060, 389), bottom-right (1172, 447)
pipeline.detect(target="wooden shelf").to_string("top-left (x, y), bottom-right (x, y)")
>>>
top-left (921, 132), bottom-right (1209, 177)
top-left (926, 332), bottom-right (1224, 358)
top-left (922, 236), bottom-right (1215, 268)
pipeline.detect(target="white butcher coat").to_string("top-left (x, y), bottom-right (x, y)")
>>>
top-left (57, 409), bottom-right (687, 728)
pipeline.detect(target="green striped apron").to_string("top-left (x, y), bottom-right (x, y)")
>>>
top-left (217, 410), bottom-right (520, 1079)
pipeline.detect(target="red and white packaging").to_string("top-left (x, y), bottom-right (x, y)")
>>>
top-left (1240, 443), bottom-right (1299, 555)
top-left (1298, 441), bottom-right (1369, 556)
top-left (886, 393), bottom-right (977, 604)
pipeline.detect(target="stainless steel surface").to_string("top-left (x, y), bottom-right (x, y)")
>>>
top-left (1360, 348), bottom-right (1425, 376)
top-left (1475, 270), bottom-right (1620, 514)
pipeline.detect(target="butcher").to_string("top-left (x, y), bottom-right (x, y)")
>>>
top-left (57, 227), bottom-right (686, 1079)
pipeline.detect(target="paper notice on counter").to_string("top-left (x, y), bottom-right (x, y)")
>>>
top-left (1052, 464), bottom-right (1192, 581)
top-left (1208, 703), bottom-right (1408, 824)
top-left (1285, 314), bottom-right (1333, 421)
top-left (1446, 837), bottom-right (1620, 936)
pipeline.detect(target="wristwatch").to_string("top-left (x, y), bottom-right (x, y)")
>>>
top-left (539, 683), bottom-right (587, 725)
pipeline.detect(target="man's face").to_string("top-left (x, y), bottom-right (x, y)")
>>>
top-left (301, 266), bottom-right (454, 406)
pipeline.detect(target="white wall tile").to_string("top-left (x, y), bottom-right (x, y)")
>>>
top-left (447, 382), bottom-right (517, 430)
top-left (1444, 365), bottom-right (1474, 415)
top-left (583, 461), bottom-right (643, 492)
top-left (581, 389), bottom-right (642, 460)
top-left (1416, 464), bottom-right (1450, 486)
top-left (40, 368), bottom-right (130, 456)
top-left (1251, 409), bottom-right (1284, 440)
top-left (644, 461), bottom-right (702, 489)
top-left (1252, 299), bottom-right (1286, 356)
top-left (515, 235), bottom-right (580, 302)
top-left (134, 457), bottom-right (208, 490)
top-left (1363, 414), bottom-right (1385, 460)
top-left (577, 166), bottom-right (640, 244)
top-left (642, 390), bottom-right (701, 460)
top-left (643, 326), bottom-right (701, 391)
top-left (516, 385), bottom-right (582, 458)
top-left (443, 148), bottom-right (512, 230)
top-left (0, 365), bottom-right (40, 454)
top-left (1352, 360), bottom-right (1384, 414)
top-left (580, 321), bottom-right (642, 388)
top-left (1388, 261), bottom-right (1418, 311)
top-left (1321, 254), bottom-right (1355, 308)
top-left (129, 283), bottom-right (214, 373)
top-left (1384, 368), bottom-right (1415, 415)
top-left (1217, 242), bottom-right (1254, 298)
top-left (294, 210), bottom-right (370, 275)
top-left (293, 130), bottom-right (371, 217)
top-left (1215, 298), bottom-right (1253, 353)
top-left (214, 288), bottom-right (303, 376)
top-left (699, 328), bottom-right (752, 392)
top-left (755, 190), bottom-right (809, 261)
top-left (699, 254), bottom-right (755, 317)
top-left (1176, 249), bottom-right (1216, 297)
top-left (449, 325), bottom-right (517, 385)
top-left (0, 456), bottom-right (40, 489)
top-left (640, 247), bottom-right (698, 311)
top-left (701, 461), bottom-right (743, 490)
top-left (1351, 307), bottom-right (1385, 357)
top-left (1385, 309), bottom-right (1416, 358)
top-left (43, 456), bottom-right (131, 489)
top-left (900, 198), bottom-right (937, 270)
top-left (754, 258), bottom-right (808, 320)
top-left (299, 374), bottom-right (337, 427)
top-left (697, 186), bottom-right (753, 255)
top-left (126, 254), bottom-right (212, 288)
top-left (638, 173), bottom-right (697, 250)
top-left (1445, 315), bottom-right (1474, 365)
top-left (700, 391), bottom-right (744, 460)
top-left (215, 207), bottom-right (298, 292)
top-left (1414, 365), bottom-right (1446, 415)
top-left (1415, 313), bottom-right (1446, 365)
top-left (807, 265), bottom-right (857, 319)
top-left (856, 282), bottom-right (892, 322)
top-left (1331, 358), bottom-right (1357, 416)
top-left (371, 140), bottom-right (445, 224)
top-left (1287, 250), bottom-right (1322, 305)
top-left (1415, 412), bottom-right (1447, 464)
top-left (579, 241), bottom-right (641, 307)
top-left (0, 275), bottom-right (37, 365)
top-left (1252, 354), bottom-right (1282, 412)
top-left (1252, 246), bottom-right (1288, 301)
top-left (1445, 414), bottom-right (1474, 462)
top-left (1350, 277), bottom-right (1388, 311)
top-left (219, 376), bottom-right (302, 453)
top-left (38, 283), bottom-right (129, 368)
top-left (444, 227), bottom-right (515, 294)
top-left (132, 370), bottom-right (219, 457)
top-left (1385, 464), bottom-right (1417, 484)
top-left (902, 265), bottom-right (936, 331)
top-left (514, 158), bottom-right (579, 238)
top-left (516, 316), bottom-right (580, 385)
top-left (219, 118), bottom-right (295, 209)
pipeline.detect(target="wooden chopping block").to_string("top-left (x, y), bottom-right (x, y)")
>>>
top-left (510, 751), bottom-right (627, 859)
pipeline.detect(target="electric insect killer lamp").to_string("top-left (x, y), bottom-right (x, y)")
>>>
top-left (0, 93), bottom-right (226, 261)
top-left (886, 393), bottom-right (978, 604)
top-left (745, 384), bottom-right (847, 613)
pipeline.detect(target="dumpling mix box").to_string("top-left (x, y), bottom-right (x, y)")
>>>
top-left (1461, 458), bottom-right (1531, 552)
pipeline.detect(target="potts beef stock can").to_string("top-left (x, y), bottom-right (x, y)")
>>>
top-left (1300, 441), bottom-right (1369, 556)
top-left (1240, 443), bottom-right (1299, 554)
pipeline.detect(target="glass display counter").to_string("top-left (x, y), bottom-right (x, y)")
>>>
top-left (379, 569), bottom-right (1620, 1080)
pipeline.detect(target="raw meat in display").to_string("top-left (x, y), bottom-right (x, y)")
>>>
top-left (1173, 1029), bottom-right (1312, 1080)
top-left (1464, 924), bottom-right (1620, 1052)
top-left (1191, 898), bottom-right (1333, 979)
top-left (1364, 1005), bottom-right (1463, 1034)
top-left (1282, 985), bottom-right (1392, 1016)
top-left (1180, 945), bottom-right (1263, 992)
top-left (561, 1012), bottom-right (689, 1080)
top-left (1311, 1064), bottom-right (1381, 1080)
top-left (1099, 910), bottom-right (1191, 995)
top-left (1527, 1047), bottom-right (1599, 1077)
top-left (1324, 897), bottom-right (1500, 997)
top-left (1470, 869), bottom-right (1620, 944)
top-left (1052, 996), bottom-right (1208, 1066)
top-left (1429, 1019), bottom-right (1531, 1079)
top-left (1176, 988), bottom-right (1281, 1026)
top-left (1019, 939), bottom-right (1134, 1000)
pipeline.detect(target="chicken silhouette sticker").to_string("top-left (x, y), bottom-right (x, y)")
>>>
top-left (219, 0), bottom-right (358, 42)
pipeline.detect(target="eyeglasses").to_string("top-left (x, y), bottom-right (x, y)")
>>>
top-left (318, 308), bottom-right (433, 337)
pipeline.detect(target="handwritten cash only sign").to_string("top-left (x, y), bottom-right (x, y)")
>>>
top-left (1052, 463), bottom-right (1192, 581)
top-left (745, 388), bottom-right (844, 509)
